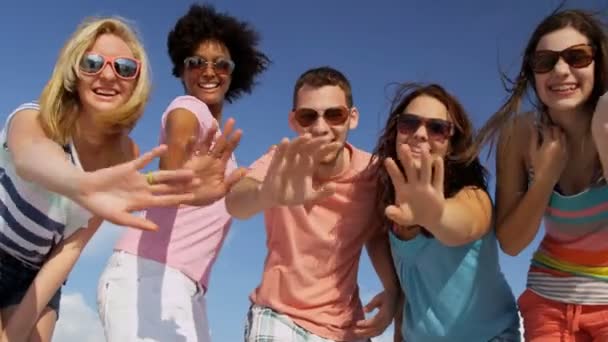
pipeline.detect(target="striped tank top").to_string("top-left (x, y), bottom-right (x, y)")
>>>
top-left (0, 102), bottom-right (92, 268)
top-left (527, 173), bottom-right (608, 304)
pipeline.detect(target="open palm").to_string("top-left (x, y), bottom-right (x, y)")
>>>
top-left (183, 118), bottom-right (247, 206)
top-left (76, 145), bottom-right (196, 231)
top-left (384, 145), bottom-right (445, 230)
top-left (258, 134), bottom-right (338, 207)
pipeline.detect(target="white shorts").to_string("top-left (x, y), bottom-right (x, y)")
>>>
top-left (97, 251), bottom-right (211, 342)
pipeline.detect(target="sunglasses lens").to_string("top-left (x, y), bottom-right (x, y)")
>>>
top-left (214, 59), bottom-right (235, 74)
top-left (80, 54), bottom-right (105, 74)
top-left (294, 109), bottom-right (319, 127)
top-left (324, 107), bottom-right (349, 125)
top-left (563, 47), bottom-right (594, 68)
top-left (531, 52), bottom-right (558, 73)
top-left (184, 56), bottom-right (205, 69)
top-left (114, 58), bottom-right (139, 78)
top-left (428, 120), bottom-right (453, 139)
top-left (397, 115), bottom-right (421, 134)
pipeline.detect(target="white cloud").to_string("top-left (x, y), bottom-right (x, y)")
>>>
top-left (53, 293), bottom-right (105, 342)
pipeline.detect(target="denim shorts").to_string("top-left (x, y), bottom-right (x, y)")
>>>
top-left (0, 249), bottom-right (61, 317)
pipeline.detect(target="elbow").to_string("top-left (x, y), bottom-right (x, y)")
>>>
top-left (496, 226), bottom-right (524, 256)
top-left (225, 197), bottom-right (251, 221)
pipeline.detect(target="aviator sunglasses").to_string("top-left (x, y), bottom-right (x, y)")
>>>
top-left (529, 43), bottom-right (595, 74)
top-left (79, 53), bottom-right (141, 79)
top-left (184, 56), bottom-right (235, 75)
top-left (293, 106), bottom-right (351, 127)
top-left (397, 113), bottom-right (454, 141)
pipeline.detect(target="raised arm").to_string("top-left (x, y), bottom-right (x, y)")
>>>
top-left (494, 117), bottom-right (566, 256)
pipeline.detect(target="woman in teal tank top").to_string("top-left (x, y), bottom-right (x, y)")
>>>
top-left (369, 83), bottom-right (520, 341)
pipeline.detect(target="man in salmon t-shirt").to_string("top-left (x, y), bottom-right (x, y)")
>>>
top-left (226, 66), bottom-right (399, 342)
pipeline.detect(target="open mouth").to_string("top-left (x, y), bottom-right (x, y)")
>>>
top-left (548, 83), bottom-right (579, 96)
top-left (93, 88), bottom-right (119, 99)
top-left (197, 81), bottom-right (220, 90)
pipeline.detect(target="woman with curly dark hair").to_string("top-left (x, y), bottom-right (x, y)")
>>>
top-left (97, 4), bottom-right (270, 341)
top-left (371, 83), bottom-right (520, 341)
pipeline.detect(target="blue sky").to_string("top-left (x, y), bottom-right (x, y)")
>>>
top-left (1, 0), bottom-right (607, 341)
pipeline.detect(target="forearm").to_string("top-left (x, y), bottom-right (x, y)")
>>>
top-left (366, 233), bottom-right (399, 294)
top-left (2, 220), bottom-right (100, 338)
top-left (496, 179), bottom-right (553, 256)
top-left (393, 291), bottom-right (404, 342)
top-left (225, 179), bottom-right (272, 219)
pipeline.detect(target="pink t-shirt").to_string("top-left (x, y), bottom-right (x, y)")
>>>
top-left (247, 144), bottom-right (380, 341)
top-left (115, 95), bottom-right (236, 290)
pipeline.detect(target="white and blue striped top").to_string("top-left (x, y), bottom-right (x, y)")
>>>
top-left (0, 102), bottom-right (92, 268)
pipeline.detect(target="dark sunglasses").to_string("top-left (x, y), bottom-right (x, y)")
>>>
top-left (529, 43), bottom-right (595, 74)
top-left (184, 56), bottom-right (235, 75)
top-left (79, 53), bottom-right (141, 79)
top-left (293, 106), bottom-right (351, 128)
top-left (397, 113), bottom-right (454, 141)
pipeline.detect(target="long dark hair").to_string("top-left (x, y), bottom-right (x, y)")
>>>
top-left (475, 8), bottom-right (608, 153)
top-left (370, 83), bottom-right (488, 235)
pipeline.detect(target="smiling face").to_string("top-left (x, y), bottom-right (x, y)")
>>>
top-left (181, 39), bottom-right (232, 112)
top-left (533, 26), bottom-right (595, 118)
top-left (76, 33), bottom-right (138, 117)
top-left (290, 84), bottom-right (359, 165)
top-left (396, 95), bottom-right (451, 168)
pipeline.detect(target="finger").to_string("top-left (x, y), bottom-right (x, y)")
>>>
top-left (265, 138), bottom-right (289, 180)
top-left (432, 156), bottom-right (444, 193)
top-left (220, 128), bottom-right (243, 163)
top-left (195, 123), bottom-right (219, 155)
top-left (284, 134), bottom-right (310, 166)
top-left (399, 144), bottom-right (418, 183)
top-left (209, 125), bottom-right (228, 158)
top-left (134, 145), bottom-right (168, 170)
top-left (147, 169), bottom-right (195, 184)
top-left (420, 149), bottom-right (432, 185)
top-left (385, 205), bottom-right (411, 226)
top-left (384, 158), bottom-right (406, 186)
top-left (313, 141), bottom-right (341, 164)
top-left (148, 183), bottom-right (191, 195)
top-left (111, 212), bottom-right (159, 232)
top-left (224, 167), bottom-right (248, 190)
top-left (363, 294), bottom-right (383, 313)
top-left (137, 193), bottom-right (197, 209)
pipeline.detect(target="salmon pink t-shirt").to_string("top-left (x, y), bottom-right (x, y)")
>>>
top-left (247, 144), bottom-right (379, 341)
top-left (115, 95), bottom-right (236, 290)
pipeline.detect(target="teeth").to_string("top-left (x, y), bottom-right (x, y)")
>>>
top-left (198, 83), bottom-right (219, 89)
top-left (94, 89), bottom-right (117, 96)
top-left (550, 84), bottom-right (577, 91)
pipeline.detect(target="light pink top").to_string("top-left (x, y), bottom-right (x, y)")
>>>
top-left (114, 96), bottom-right (236, 290)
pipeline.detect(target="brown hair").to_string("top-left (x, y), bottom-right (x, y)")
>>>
top-left (370, 83), bottom-right (488, 235)
top-left (292, 66), bottom-right (353, 108)
top-left (475, 9), bottom-right (608, 153)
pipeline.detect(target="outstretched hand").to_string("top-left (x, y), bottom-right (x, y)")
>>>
top-left (75, 145), bottom-right (196, 231)
top-left (384, 144), bottom-right (445, 230)
top-left (183, 117), bottom-right (247, 206)
top-left (257, 134), bottom-right (340, 207)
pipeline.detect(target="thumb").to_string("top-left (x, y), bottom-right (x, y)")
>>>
top-left (364, 294), bottom-right (383, 313)
top-left (224, 167), bottom-right (248, 190)
top-left (385, 205), bottom-right (410, 226)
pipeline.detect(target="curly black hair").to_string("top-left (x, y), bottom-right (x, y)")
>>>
top-left (167, 3), bottom-right (270, 103)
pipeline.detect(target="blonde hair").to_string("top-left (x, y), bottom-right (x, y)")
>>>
top-left (38, 16), bottom-right (151, 144)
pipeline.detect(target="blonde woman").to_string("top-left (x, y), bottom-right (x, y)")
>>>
top-left (0, 16), bottom-right (240, 342)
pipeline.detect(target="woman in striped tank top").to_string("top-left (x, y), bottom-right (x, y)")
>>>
top-left (0, 17), bottom-right (230, 342)
top-left (476, 9), bottom-right (608, 341)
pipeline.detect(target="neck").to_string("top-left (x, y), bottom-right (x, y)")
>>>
top-left (548, 107), bottom-right (591, 145)
top-left (314, 144), bottom-right (351, 180)
top-left (74, 113), bottom-right (119, 152)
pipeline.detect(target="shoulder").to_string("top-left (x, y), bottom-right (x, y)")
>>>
top-left (163, 96), bottom-right (214, 130)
